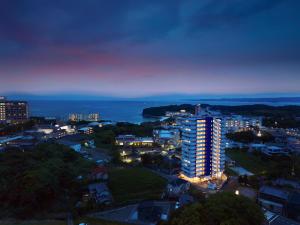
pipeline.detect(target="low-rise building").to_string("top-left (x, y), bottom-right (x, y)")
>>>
top-left (153, 129), bottom-right (180, 149)
top-left (88, 183), bottom-right (112, 205)
top-left (258, 186), bottom-right (290, 215)
top-left (115, 135), bottom-right (153, 147)
top-left (34, 123), bottom-right (75, 140)
top-left (78, 126), bottom-right (93, 135)
top-left (224, 115), bottom-right (262, 132)
top-left (57, 134), bottom-right (95, 152)
top-left (166, 110), bottom-right (193, 118)
top-left (135, 201), bottom-right (174, 223)
top-left (166, 178), bottom-right (190, 198)
top-left (265, 210), bottom-right (300, 225)
top-left (250, 144), bottom-right (289, 156)
top-left (69, 113), bottom-right (100, 122)
top-left (259, 185), bottom-right (300, 222)
top-left (0, 135), bottom-right (37, 150)
top-left (262, 146), bottom-right (289, 156)
top-left (89, 166), bottom-right (108, 181)
top-left (57, 139), bottom-right (82, 152)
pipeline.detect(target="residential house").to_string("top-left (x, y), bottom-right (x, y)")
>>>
top-left (57, 134), bottom-right (95, 152)
top-left (115, 134), bottom-right (154, 147)
top-left (78, 126), bottom-right (93, 135)
top-left (262, 146), bottom-right (289, 156)
top-left (134, 201), bottom-right (173, 224)
top-left (166, 178), bottom-right (190, 198)
top-left (89, 166), bottom-right (108, 181)
top-left (153, 129), bottom-right (181, 149)
top-left (258, 186), bottom-right (290, 215)
top-left (88, 183), bottom-right (112, 205)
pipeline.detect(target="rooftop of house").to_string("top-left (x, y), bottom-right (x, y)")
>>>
top-left (57, 139), bottom-right (80, 147)
top-left (135, 137), bottom-right (153, 143)
top-left (137, 201), bottom-right (173, 223)
top-left (269, 215), bottom-right (300, 225)
top-left (251, 143), bottom-right (266, 148)
top-left (78, 126), bottom-right (92, 131)
top-left (116, 135), bottom-right (153, 143)
top-left (266, 146), bottom-right (283, 150)
top-left (36, 124), bottom-right (54, 129)
top-left (88, 122), bottom-right (100, 126)
top-left (259, 186), bottom-right (290, 200)
top-left (116, 134), bottom-right (136, 140)
top-left (88, 183), bottom-right (109, 194)
top-left (0, 135), bottom-right (24, 144)
top-left (91, 166), bottom-right (107, 175)
top-left (154, 130), bottom-right (176, 139)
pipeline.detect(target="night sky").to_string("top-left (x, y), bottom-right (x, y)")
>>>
top-left (1, 0), bottom-right (300, 98)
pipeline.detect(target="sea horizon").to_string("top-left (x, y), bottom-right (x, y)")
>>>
top-left (28, 98), bottom-right (300, 124)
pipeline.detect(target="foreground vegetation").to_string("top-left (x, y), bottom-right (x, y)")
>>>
top-left (0, 144), bottom-right (94, 219)
top-left (161, 192), bottom-right (264, 225)
top-left (0, 217), bottom-right (127, 225)
top-left (108, 167), bottom-right (167, 204)
top-left (0, 220), bottom-right (66, 225)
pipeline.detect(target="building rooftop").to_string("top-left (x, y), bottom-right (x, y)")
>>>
top-left (78, 127), bottom-right (92, 131)
top-left (259, 186), bottom-right (290, 200)
top-left (270, 215), bottom-right (300, 225)
top-left (88, 182), bottom-right (109, 194)
top-left (57, 139), bottom-right (80, 147)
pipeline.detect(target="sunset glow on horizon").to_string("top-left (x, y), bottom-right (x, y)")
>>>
top-left (1, 0), bottom-right (300, 98)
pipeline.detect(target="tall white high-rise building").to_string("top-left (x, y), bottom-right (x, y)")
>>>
top-left (181, 105), bottom-right (225, 179)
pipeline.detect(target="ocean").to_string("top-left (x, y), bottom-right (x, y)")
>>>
top-left (28, 99), bottom-right (300, 124)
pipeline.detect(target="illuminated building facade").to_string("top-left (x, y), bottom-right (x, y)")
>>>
top-left (224, 115), bottom-right (262, 132)
top-left (181, 105), bottom-right (225, 179)
top-left (0, 97), bottom-right (28, 124)
top-left (69, 113), bottom-right (100, 122)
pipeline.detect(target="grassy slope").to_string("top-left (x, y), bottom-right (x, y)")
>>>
top-left (226, 149), bottom-right (276, 175)
top-left (108, 167), bottom-right (167, 204)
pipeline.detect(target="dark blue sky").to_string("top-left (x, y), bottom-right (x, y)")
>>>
top-left (0, 0), bottom-right (300, 98)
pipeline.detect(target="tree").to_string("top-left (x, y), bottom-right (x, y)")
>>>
top-left (163, 192), bottom-right (264, 225)
top-left (164, 204), bottom-right (210, 225)
top-left (0, 143), bottom-right (94, 218)
top-left (226, 131), bottom-right (255, 143)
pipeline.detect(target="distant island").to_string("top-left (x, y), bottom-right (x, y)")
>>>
top-left (187, 97), bottom-right (300, 103)
top-left (142, 104), bottom-right (300, 128)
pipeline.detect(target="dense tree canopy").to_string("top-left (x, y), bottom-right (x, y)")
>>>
top-left (0, 144), bottom-right (93, 218)
top-left (226, 130), bottom-right (274, 143)
top-left (263, 117), bottom-right (300, 128)
top-left (162, 192), bottom-right (264, 225)
top-left (143, 104), bottom-right (300, 118)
